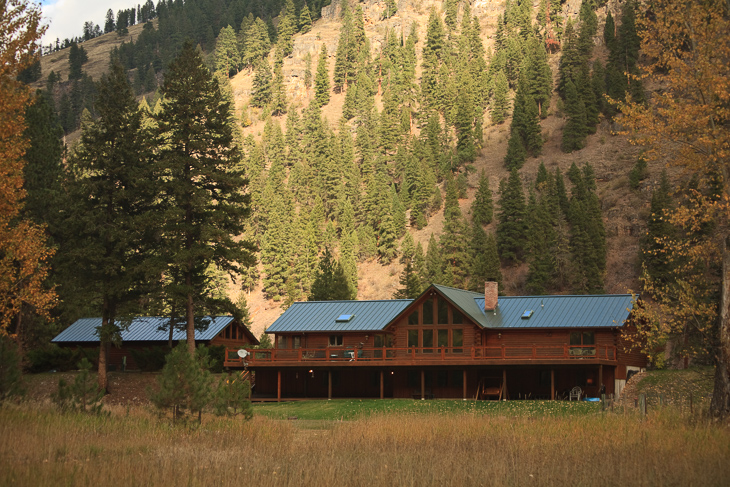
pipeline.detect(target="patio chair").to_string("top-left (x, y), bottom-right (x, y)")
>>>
top-left (569, 386), bottom-right (583, 401)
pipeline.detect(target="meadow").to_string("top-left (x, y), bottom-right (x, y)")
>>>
top-left (1, 399), bottom-right (729, 487)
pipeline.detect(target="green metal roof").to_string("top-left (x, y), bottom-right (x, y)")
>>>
top-left (473, 294), bottom-right (634, 329)
top-left (265, 285), bottom-right (635, 334)
top-left (266, 299), bottom-right (413, 333)
top-left (431, 284), bottom-right (634, 329)
top-left (52, 316), bottom-right (259, 344)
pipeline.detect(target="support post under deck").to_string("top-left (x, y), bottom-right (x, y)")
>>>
top-left (551, 369), bottom-right (555, 400)
top-left (421, 370), bottom-right (425, 400)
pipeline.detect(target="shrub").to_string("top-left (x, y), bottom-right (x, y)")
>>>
top-left (52, 358), bottom-right (104, 414)
top-left (149, 344), bottom-right (212, 423)
top-left (26, 344), bottom-right (97, 373)
top-left (212, 373), bottom-right (253, 419)
top-left (129, 346), bottom-right (170, 371)
top-left (196, 345), bottom-right (226, 373)
top-left (0, 334), bottom-right (24, 402)
top-left (629, 156), bottom-right (648, 189)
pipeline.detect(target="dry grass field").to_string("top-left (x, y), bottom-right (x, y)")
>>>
top-left (1, 402), bottom-right (729, 487)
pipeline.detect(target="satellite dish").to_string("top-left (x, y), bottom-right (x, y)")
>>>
top-left (237, 349), bottom-right (249, 359)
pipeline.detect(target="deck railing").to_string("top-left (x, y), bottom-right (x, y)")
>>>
top-left (224, 345), bottom-right (617, 367)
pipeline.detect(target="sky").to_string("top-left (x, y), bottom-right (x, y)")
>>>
top-left (39, 0), bottom-right (133, 46)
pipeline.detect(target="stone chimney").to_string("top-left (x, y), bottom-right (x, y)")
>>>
top-left (484, 281), bottom-right (498, 311)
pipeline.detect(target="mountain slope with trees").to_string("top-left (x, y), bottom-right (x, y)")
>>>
top-left (24, 0), bottom-right (659, 361)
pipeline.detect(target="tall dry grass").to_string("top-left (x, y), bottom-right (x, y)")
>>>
top-left (1, 405), bottom-right (728, 486)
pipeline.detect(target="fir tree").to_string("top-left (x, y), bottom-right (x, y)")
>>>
top-left (468, 221), bottom-right (502, 292)
top-left (299, 4), bottom-right (312, 33)
top-left (383, 0), bottom-right (397, 19)
top-left (393, 260), bottom-right (422, 299)
top-left (304, 52), bottom-right (313, 90)
top-left (561, 79), bottom-right (587, 152)
top-left (491, 70), bottom-right (509, 124)
top-left (504, 121), bottom-right (526, 170)
top-left (276, 0), bottom-right (297, 59)
top-left (215, 25), bottom-right (240, 77)
top-left (251, 59), bottom-right (272, 108)
top-left (497, 168), bottom-right (527, 263)
top-left (314, 44), bottom-right (330, 106)
top-left (270, 63), bottom-right (287, 116)
top-left (471, 171), bottom-right (494, 226)
top-left (424, 233), bottom-right (443, 286)
top-left (440, 177), bottom-right (469, 288)
top-left (576, 0), bottom-right (598, 62)
top-left (22, 90), bottom-right (64, 230)
top-left (640, 170), bottom-right (674, 284)
top-left (67, 42), bottom-right (88, 80)
top-left (400, 232), bottom-right (416, 264)
top-left (524, 35), bottom-right (553, 117)
top-left (63, 60), bottom-right (156, 390)
top-left (504, 76), bottom-right (542, 169)
top-left (525, 192), bottom-right (557, 294)
top-left (150, 344), bottom-right (212, 423)
top-left (261, 195), bottom-right (292, 301)
top-left (577, 65), bottom-right (599, 133)
top-left (310, 248), bottom-right (353, 300)
top-left (156, 42), bottom-right (255, 356)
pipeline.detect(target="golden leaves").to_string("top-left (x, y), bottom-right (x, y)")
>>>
top-left (0, 1), bottom-right (55, 333)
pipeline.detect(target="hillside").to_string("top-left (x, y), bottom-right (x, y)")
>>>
top-left (229, 0), bottom-right (648, 336)
top-left (36, 0), bottom-right (653, 339)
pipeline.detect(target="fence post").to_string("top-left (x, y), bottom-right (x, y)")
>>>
top-left (639, 393), bottom-right (647, 417)
top-left (601, 393), bottom-right (606, 412)
top-left (689, 391), bottom-right (693, 415)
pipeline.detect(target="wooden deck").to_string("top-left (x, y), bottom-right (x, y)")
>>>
top-left (224, 345), bottom-right (618, 368)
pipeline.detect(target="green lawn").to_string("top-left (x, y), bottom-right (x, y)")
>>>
top-left (253, 398), bottom-right (601, 420)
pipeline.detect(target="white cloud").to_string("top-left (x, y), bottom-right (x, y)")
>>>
top-left (40, 0), bottom-right (136, 45)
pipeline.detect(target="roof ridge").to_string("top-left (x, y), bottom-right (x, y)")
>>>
top-left (482, 294), bottom-right (634, 299)
top-left (291, 299), bottom-right (414, 304)
top-left (432, 283), bottom-right (482, 294)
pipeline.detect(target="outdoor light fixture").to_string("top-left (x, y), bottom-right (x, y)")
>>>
top-left (498, 333), bottom-right (502, 339)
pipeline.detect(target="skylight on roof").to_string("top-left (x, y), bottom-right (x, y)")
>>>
top-left (336, 314), bottom-right (354, 322)
top-left (521, 310), bottom-right (534, 319)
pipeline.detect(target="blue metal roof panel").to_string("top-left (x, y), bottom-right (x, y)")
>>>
top-left (267, 300), bottom-right (413, 333)
top-left (52, 316), bottom-right (235, 343)
top-left (473, 295), bottom-right (634, 329)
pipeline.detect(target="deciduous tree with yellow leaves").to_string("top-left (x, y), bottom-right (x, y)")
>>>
top-left (620, 0), bottom-right (730, 417)
top-left (0, 1), bottom-right (56, 338)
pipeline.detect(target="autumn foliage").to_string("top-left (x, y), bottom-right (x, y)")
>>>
top-left (619, 0), bottom-right (730, 416)
top-left (0, 1), bottom-right (56, 333)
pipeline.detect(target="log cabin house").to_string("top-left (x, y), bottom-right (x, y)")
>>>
top-left (53, 316), bottom-right (259, 370)
top-left (226, 283), bottom-right (646, 401)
